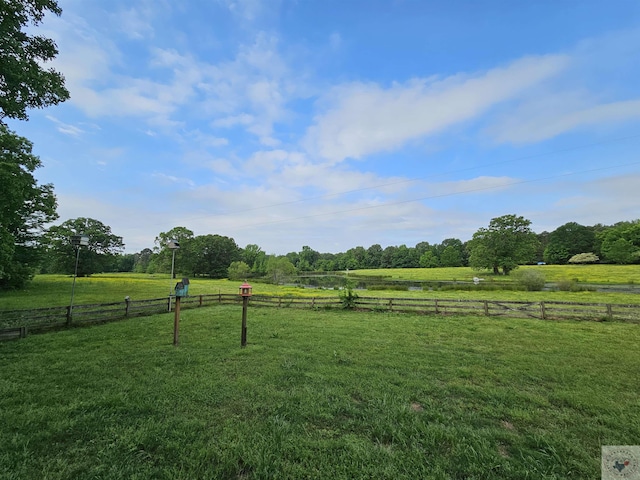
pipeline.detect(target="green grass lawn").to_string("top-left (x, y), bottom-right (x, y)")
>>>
top-left (355, 264), bottom-right (640, 285)
top-left (1, 306), bottom-right (639, 479)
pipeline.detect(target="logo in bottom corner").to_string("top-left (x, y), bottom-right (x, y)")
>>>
top-left (602, 446), bottom-right (640, 480)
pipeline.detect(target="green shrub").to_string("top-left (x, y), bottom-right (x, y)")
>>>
top-left (338, 284), bottom-right (359, 309)
top-left (513, 269), bottom-right (546, 291)
top-left (556, 278), bottom-right (576, 291)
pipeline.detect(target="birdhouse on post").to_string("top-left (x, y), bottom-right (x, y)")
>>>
top-left (239, 281), bottom-right (253, 297)
top-left (239, 282), bottom-right (252, 347)
top-left (174, 277), bottom-right (190, 297)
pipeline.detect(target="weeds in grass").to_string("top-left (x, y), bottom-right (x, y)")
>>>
top-left (1, 306), bottom-right (639, 478)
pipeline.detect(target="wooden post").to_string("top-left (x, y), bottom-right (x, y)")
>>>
top-left (66, 305), bottom-right (72, 326)
top-left (173, 296), bottom-right (181, 346)
top-left (483, 300), bottom-right (489, 316)
top-left (241, 295), bottom-right (248, 347)
top-left (606, 304), bottom-right (613, 321)
top-left (388, 299), bottom-right (393, 312)
top-left (312, 297), bottom-right (316, 308)
top-left (434, 299), bottom-right (439, 314)
top-left (167, 296), bottom-right (172, 312)
top-left (540, 301), bottom-right (546, 320)
top-left (199, 295), bottom-right (203, 307)
top-left (125, 297), bottom-right (131, 317)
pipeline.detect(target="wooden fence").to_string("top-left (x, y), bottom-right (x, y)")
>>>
top-left (0, 294), bottom-right (638, 341)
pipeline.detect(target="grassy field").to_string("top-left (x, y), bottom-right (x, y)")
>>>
top-left (355, 264), bottom-right (640, 285)
top-left (2, 270), bottom-right (640, 311)
top-left (1, 306), bottom-right (639, 479)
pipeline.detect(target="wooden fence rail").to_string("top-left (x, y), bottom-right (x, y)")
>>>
top-left (1, 294), bottom-right (638, 341)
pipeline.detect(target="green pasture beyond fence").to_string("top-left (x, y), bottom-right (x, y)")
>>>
top-left (1, 293), bottom-right (638, 341)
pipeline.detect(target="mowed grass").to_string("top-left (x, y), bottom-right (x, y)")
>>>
top-left (1, 306), bottom-right (639, 479)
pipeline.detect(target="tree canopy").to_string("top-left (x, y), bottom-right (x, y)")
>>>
top-left (0, 125), bottom-right (57, 287)
top-left (42, 218), bottom-right (125, 276)
top-left (543, 222), bottom-right (595, 264)
top-left (0, 0), bottom-right (69, 121)
top-left (468, 214), bottom-right (539, 275)
top-left (0, 0), bottom-right (68, 289)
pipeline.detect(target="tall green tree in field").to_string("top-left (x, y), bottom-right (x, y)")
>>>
top-left (266, 256), bottom-right (296, 284)
top-left (152, 226), bottom-right (194, 275)
top-left (0, 0), bottom-right (69, 288)
top-left (468, 214), bottom-right (539, 275)
top-left (190, 234), bottom-right (240, 278)
top-left (43, 218), bottom-right (125, 276)
top-left (242, 244), bottom-right (264, 270)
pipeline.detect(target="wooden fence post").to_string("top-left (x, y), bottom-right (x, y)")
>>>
top-left (483, 301), bottom-right (489, 316)
top-left (388, 299), bottom-right (393, 312)
top-left (434, 299), bottom-right (439, 314)
top-left (540, 301), bottom-right (546, 320)
top-left (125, 296), bottom-right (131, 317)
top-left (167, 296), bottom-right (172, 312)
top-left (606, 304), bottom-right (613, 321)
top-left (199, 295), bottom-right (203, 307)
top-left (311, 297), bottom-right (316, 308)
top-left (66, 305), bottom-right (72, 326)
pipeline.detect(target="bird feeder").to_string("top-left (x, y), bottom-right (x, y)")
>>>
top-left (239, 281), bottom-right (252, 297)
top-left (71, 234), bottom-right (89, 247)
top-left (174, 277), bottom-right (190, 297)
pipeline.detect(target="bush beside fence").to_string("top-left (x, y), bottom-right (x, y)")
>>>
top-left (0, 294), bottom-right (638, 341)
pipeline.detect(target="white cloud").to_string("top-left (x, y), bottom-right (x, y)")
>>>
top-left (151, 172), bottom-right (196, 187)
top-left (303, 54), bottom-right (568, 163)
top-left (491, 98), bottom-right (640, 144)
top-left (116, 6), bottom-right (155, 40)
top-left (213, 113), bottom-right (255, 128)
top-left (424, 176), bottom-right (518, 197)
top-left (45, 115), bottom-right (85, 137)
top-left (217, 0), bottom-right (271, 22)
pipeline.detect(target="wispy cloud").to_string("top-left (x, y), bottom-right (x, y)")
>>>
top-left (303, 54), bottom-right (569, 163)
top-left (151, 172), bottom-right (196, 187)
top-left (491, 97), bottom-right (640, 144)
top-left (45, 115), bottom-right (85, 137)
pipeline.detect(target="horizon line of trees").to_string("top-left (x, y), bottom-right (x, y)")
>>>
top-left (33, 216), bottom-right (640, 284)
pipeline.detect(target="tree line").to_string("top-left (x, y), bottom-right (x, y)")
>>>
top-left (31, 215), bottom-right (640, 284)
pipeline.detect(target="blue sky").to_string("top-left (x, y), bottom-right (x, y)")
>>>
top-left (10, 0), bottom-right (640, 254)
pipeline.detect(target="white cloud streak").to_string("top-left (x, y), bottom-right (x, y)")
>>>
top-left (303, 54), bottom-right (569, 163)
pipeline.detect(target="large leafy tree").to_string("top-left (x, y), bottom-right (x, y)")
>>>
top-left (599, 220), bottom-right (640, 264)
top-left (0, 0), bottom-right (69, 288)
top-left (543, 222), bottom-right (595, 264)
top-left (152, 226), bottom-right (195, 276)
top-left (42, 218), bottom-right (124, 276)
top-left (265, 256), bottom-right (296, 284)
top-left (190, 234), bottom-right (240, 278)
top-left (468, 214), bottom-right (539, 275)
top-left (0, 125), bottom-right (57, 287)
top-left (0, 0), bottom-right (69, 121)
